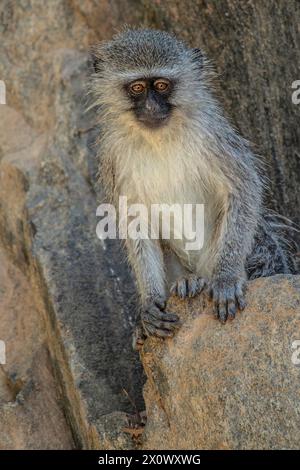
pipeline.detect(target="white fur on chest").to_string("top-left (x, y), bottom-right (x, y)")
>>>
top-left (117, 137), bottom-right (208, 206)
top-left (115, 131), bottom-right (227, 275)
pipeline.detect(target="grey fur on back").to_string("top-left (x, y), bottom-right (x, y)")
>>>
top-left (247, 212), bottom-right (297, 278)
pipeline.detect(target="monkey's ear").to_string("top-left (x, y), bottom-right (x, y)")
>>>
top-left (89, 47), bottom-right (104, 74)
top-left (191, 48), bottom-right (204, 69)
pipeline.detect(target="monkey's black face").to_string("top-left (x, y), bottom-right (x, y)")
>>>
top-left (125, 77), bottom-right (174, 129)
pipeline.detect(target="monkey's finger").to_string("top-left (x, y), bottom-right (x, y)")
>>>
top-left (146, 309), bottom-right (180, 324)
top-left (236, 295), bottom-right (246, 311)
top-left (163, 312), bottom-right (181, 323)
top-left (145, 318), bottom-right (180, 332)
top-left (153, 329), bottom-right (175, 338)
top-left (211, 288), bottom-right (221, 317)
top-left (217, 293), bottom-right (228, 323)
top-left (218, 305), bottom-right (228, 323)
top-left (187, 277), bottom-right (203, 297)
top-left (224, 287), bottom-right (236, 320)
top-left (212, 297), bottom-right (219, 317)
top-left (177, 278), bottom-right (187, 298)
top-left (227, 298), bottom-right (237, 319)
top-left (187, 282), bottom-right (198, 297)
top-left (235, 284), bottom-right (246, 310)
top-left (171, 276), bottom-right (205, 298)
top-left (170, 282), bottom-right (178, 296)
top-left (197, 277), bottom-right (207, 294)
top-left (154, 297), bottom-right (167, 310)
top-left (206, 283), bottom-right (214, 299)
top-left (143, 323), bottom-right (174, 338)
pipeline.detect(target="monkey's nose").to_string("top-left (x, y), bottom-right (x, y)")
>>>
top-left (145, 100), bottom-right (153, 111)
top-left (145, 98), bottom-right (161, 114)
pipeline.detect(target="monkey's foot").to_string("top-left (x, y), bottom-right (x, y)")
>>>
top-left (141, 298), bottom-right (181, 339)
top-left (170, 275), bottom-right (206, 299)
top-left (209, 276), bottom-right (246, 323)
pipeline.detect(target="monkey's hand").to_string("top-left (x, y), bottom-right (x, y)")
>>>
top-left (134, 296), bottom-right (181, 348)
top-left (170, 275), bottom-right (206, 299)
top-left (209, 276), bottom-right (246, 323)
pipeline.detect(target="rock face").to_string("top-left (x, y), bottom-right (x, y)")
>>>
top-left (141, 275), bottom-right (300, 450)
top-left (0, 50), bottom-right (144, 449)
top-left (0, 248), bottom-right (74, 449)
top-left (1, 0), bottom-right (299, 450)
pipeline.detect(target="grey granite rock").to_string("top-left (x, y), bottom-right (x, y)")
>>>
top-left (141, 275), bottom-right (300, 450)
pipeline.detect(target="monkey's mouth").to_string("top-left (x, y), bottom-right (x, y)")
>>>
top-left (137, 114), bottom-right (170, 129)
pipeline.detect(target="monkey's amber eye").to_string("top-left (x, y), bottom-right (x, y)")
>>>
top-left (130, 82), bottom-right (146, 94)
top-left (154, 80), bottom-right (170, 92)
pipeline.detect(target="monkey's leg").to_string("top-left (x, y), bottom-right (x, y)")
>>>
top-left (170, 274), bottom-right (206, 299)
top-left (126, 238), bottom-right (181, 348)
top-left (209, 191), bottom-right (258, 323)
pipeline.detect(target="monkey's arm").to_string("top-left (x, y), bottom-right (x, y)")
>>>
top-left (210, 151), bottom-right (262, 322)
top-left (126, 238), bottom-right (180, 340)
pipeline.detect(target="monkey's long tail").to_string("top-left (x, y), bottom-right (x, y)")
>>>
top-left (246, 211), bottom-right (299, 279)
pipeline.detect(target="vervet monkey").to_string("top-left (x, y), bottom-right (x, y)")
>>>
top-left (90, 29), bottom-right (295, 345)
